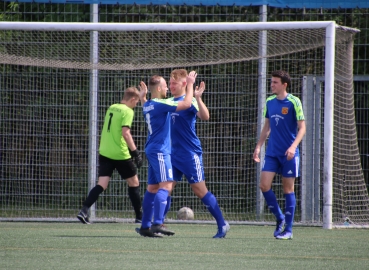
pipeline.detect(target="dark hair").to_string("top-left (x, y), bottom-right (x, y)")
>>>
top-left (123, 87), bottom-right (139, 100)
top-left (271, 70), bottom-right (291, 89)
top-left (148, 75), bottom-right (163, 91)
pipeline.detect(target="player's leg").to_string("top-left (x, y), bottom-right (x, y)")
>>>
top-left (140, 163), bottom-right (158, 229)
top-left (149, 153), bottom-right (175, 236)
top-left (116, 159), bottom-right (142, 223)
top-left (179, 153), bottom-right (229, 238)
top-left (135, 161), bottom-right (163, 238)
top-left (126, 175), bottom-right (142, 223)
top-left (190, 181), bottom-right (229, 238)
top-left (162, 181), bottom-right (176, 223)
top-left (151, 181), bottom-right (175, 235)
top-left (162, 165), bottom-right (183, 223)
top-left (191, 181), bottom-right (225, 226)
top-left (77, 178), bottom-right (109, 224)
top-left (136, 183), bottom-right (163, 238)
top-left (260, 155), bottom-right (285, 237)
top-left (190, 181), bottom-right (207, 198)
top-left (77, 155), bottom-right (113, 224)
top-left (276, 156), bottom-right (298, 240)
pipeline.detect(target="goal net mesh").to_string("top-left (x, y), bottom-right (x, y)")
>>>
top-left (0, 25), bottom-right (368, 225)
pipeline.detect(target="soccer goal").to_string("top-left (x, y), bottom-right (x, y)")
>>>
top-left (0, 21), bottom-right (368, 228)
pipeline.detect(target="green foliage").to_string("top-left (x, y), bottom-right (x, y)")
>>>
top-left (0, 2), bottom-right (90, 22)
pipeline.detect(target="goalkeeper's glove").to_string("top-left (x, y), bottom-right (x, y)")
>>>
top-left (130, 149), bottom-right (143, 168)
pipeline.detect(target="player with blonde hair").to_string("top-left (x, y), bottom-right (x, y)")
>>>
top-left (135, 71), bottom-right (196, 237)
top-left (164, 69), bottom-right (230, 238)
top-left (77, 87), bottom-right (143, 224)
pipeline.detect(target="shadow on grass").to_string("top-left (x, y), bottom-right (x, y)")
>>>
top-left (54, 235), bottom-right (143, 239)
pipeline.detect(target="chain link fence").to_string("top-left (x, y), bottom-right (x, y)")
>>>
top-left (1, 3), bottom-right (368, 195)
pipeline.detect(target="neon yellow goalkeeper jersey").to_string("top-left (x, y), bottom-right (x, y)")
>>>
top-left (99, 103), bottom-right (134, 160)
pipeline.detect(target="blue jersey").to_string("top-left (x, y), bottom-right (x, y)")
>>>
top-left (143, 98), bottom-right (178, 155)
top-left (264, 94), bottom-right (305, 157)
top-left (170, 95), bottom-right (202, 155)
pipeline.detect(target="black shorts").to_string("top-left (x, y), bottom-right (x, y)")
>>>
top-left (98, 154), bottom-right (137, 179)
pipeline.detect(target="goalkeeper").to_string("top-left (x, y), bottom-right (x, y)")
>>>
top-left (77, 87), bottom-right (143, 224)
top-left (253, 70), bottom-right (306, 240)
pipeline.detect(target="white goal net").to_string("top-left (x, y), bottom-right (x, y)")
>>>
top-left (0, 22), bottom-right (368, 227)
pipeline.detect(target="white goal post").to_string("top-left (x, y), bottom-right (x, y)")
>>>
top-left (0, 21), bottom-right (368, 228)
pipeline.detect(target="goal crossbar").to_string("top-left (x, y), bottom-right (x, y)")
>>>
top-left (0, 21), bottom-right (356, 32)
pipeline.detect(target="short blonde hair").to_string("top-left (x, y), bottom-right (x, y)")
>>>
top-left (170, 69), bottom-right (188, 81)
top-left (123, 87), bottom-right (139, 101)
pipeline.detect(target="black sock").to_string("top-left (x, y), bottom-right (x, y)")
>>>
top-left (82, 185), bottom-right (104, 209)
top-left (128, 186), bottom-right (142, 219)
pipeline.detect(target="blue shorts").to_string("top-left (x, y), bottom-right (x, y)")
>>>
top-left (262, 154), bottom-right (300, 178)
top-left (146, 152), bottom-right (174, 185)
top-left (172, 152), bottom-right (205, 184)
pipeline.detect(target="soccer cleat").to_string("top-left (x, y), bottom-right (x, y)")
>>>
top-left (135, 211), bottom-right (142, 224)
top-left (77, 210), bottom-right (90, 224)
top-left (274, 219), bottom-right (286, 237)
top-left (213, 221), bottom-right (230, 238)
top-left (275, 230), bottom-right (293, 240)
top-left (135, 227), bottom-right (163, 238)
top-left (151, 224), bottom-right (175, 236)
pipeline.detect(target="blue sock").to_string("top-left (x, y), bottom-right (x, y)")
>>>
top-left (262, 189), bottom-right (284, 221)
top-left (153, 189), bottom-right (169, 225)
top-left (284, 192), bottom-right (296, 232)
top-left (141, 191), bottom-right (156, 229)
top-left (162, 196), bottom-right (171, 223)
top-left (201, 192), bottom-right (226, 228)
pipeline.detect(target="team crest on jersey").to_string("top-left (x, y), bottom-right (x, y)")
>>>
top-left (281, 107), bottom-right (289, 114)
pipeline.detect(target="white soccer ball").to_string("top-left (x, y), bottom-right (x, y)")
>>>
top-left (177, 207), bottom-right (194, 220)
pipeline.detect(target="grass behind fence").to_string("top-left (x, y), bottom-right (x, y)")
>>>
top-left (0, 222), bottom-right (368, 270)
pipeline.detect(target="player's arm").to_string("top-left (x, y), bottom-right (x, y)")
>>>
top-left (122, 126), bottom-right (143, 168)
top-left (285, 120), bottom-right (306, 160)
top-left (253, 118), bottom-right (270, 162)
top-left (175, 71), bottom-right (196, 112)
top-left (139, 81), bottom-right (148, 104)
top-left (122, 127), bottom-right (137, 151)
top-left (195, 81), bottom-right (210, 120)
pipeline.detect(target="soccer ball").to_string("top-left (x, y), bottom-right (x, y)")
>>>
top-left (177, 207), bottom-right (194, 220)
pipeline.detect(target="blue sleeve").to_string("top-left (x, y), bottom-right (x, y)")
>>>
top-left (154, 100), bottom-right (178, 113)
